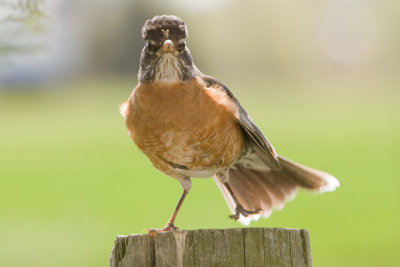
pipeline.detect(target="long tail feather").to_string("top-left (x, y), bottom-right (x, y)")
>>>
top-left (215, 154), bottom-right (339, 225)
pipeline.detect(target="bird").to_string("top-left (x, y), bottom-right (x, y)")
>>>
top-left (120, 15), bottom-right (339, 234)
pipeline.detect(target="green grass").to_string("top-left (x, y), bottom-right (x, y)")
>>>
top-left (0, 76), bottom-right (399, 266)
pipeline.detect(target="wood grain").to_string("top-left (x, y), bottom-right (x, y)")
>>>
top-left (110, 228), bottom-right (312, 267)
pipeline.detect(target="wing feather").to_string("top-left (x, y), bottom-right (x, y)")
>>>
top-left (199, 74), bottom-right (281, 170)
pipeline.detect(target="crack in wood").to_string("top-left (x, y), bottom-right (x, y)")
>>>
top-left (110, 228), bottom-right (312, 267)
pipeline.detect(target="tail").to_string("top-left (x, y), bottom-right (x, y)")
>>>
top-left (214, 154), bottom-right (339, 225)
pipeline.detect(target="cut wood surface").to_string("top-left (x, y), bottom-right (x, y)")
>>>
top-left (110, 228), bottom-right (312, 267)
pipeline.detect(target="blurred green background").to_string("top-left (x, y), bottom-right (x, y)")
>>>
top-left (1, 0), bottom-right (399, 266)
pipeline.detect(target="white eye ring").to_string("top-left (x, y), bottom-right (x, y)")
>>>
top-left (145, 41), bottom-right (155, 54)
top-left (176, 40), bottom-right (186, 51)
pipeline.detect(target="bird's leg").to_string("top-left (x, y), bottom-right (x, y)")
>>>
top-left (146, 190), bottom-right (188, 236)
top-left (165, 190), bottom-right (188, 229)
top-left (146, 176), bottom-right (191, 236)
top-left (223, 182), bottom-right (261, 220)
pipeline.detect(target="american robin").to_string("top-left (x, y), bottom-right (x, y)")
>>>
top-left (121, 15), bottom-right (339, 233)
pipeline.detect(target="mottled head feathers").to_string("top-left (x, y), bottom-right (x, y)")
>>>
top-left (142, 15), bottom-right (188, 43)
top-left (138, 15), bottom-right (195, 83)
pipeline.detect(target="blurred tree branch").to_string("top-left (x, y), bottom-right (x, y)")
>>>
top-left (0, 0), bottom-right (44, 21)
top-left (0, 0), bottom-right (47, 56)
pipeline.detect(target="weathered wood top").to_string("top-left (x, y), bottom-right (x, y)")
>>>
top-left (110, 228), bottom-right (312, 267)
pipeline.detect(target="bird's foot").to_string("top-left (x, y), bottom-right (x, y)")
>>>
top-left (145, 221), bottom-right (178, 236)
top-left (229, 205), bottom-right (262, 220)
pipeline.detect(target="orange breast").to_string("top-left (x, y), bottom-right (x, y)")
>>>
top-left (123, 78), bottom-right (243, 178)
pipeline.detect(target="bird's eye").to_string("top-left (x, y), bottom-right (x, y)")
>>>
top-left (145, 41), bottom-right (155, 53)
top-left (176, 41), bottom-right (186, 51)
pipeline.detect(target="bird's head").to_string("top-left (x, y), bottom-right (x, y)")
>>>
top-left (138, 15), bottom-right (196, 83)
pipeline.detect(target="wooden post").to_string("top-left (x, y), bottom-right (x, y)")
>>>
top-left (110, 228), bottom-right (312, 267)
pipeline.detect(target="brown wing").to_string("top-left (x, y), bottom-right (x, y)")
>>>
top-left (199, 74), bottom-right (281, 170)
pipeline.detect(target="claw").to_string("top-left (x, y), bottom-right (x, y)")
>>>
top-left (145, 222), bottom-right (179, 236)
top-left (229, 205), bottom-right (262, 220)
